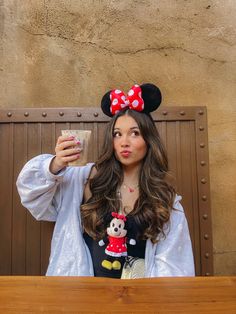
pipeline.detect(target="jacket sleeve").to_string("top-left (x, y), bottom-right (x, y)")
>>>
top-left (16, 154), bottom-right (66, 222)
top-left (152, 195), bottom-right (195, 276)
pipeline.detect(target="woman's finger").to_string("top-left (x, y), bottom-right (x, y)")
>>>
top-left (56, 139), bottom-right (81, 152)
top-left (57, 135), bottom-right (75, 145)
top-left (61, 154), bottom-right (81, 163)
top-left (57, 146), bottom-right (82, 157)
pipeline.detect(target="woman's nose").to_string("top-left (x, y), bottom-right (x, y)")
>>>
top-left (120, 135), bottom-right (130, 146)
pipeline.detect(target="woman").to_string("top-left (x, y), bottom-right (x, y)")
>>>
top-left (16, 83), bottom-right (195, 277)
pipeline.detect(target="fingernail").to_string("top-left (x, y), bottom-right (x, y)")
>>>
top-left (76, 141), bottom-right (81, 145)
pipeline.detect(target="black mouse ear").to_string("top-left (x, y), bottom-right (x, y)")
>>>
top-left (140, 83), bottom-right (162, 113)
top-left (101, 90), bottom-right (113, 117)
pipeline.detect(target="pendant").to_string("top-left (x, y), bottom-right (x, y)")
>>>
top-left (123, 183), bottom-right (138, 193)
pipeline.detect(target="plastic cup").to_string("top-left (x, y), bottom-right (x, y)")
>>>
top-left (61, 129), bottom-right (91, 166)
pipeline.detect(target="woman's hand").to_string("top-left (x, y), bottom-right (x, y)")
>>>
top-left (50, 135), bottom-right (82, 174)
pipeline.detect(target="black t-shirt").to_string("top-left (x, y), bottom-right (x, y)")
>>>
top-left (83, 215), bottom-right (146, 278)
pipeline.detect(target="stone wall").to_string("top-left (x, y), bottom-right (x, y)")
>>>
top-left (1, 0), bottom-right (235, 275)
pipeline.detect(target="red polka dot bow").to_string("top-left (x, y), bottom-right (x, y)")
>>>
top-left (110, 84), bottom-right (144, 115)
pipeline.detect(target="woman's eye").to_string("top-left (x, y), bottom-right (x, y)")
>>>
top-left (113, 132), bottom-right (121, 137)
top-left (131, 130), bottom-right (140, 136)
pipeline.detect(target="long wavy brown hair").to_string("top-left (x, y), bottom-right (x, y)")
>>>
top-left (81, 109), bottom-right (176, 243)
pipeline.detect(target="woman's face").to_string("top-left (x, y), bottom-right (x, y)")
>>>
top-left (113, 114), bottom-right (147, 169)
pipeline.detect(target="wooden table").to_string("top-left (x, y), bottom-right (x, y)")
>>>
top-left (0, 276), bottom-right (235, 313)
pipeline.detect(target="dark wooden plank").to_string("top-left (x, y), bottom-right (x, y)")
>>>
top-left (11, 123), bottom-right (27, 274)
top-left (166, 122), bottom-right (178, 192)
top-left (175, 121), bottom-right (183, 196)
top-left (179, 121), bottom-right (200, 275)
top-left (81, 122), bottom-right (98, 163)
top-left (40, 123), bottom-right (55, 275)
top-left (179, 121), bottom-right (194, 231)
top-left (97, 122), bottom-right (107, 157)
top-left (0, 124), bottom-right (13, 274)
top-left (25, 123), bottom-right (42, 275)
top-left (55, 122), bottom-right (70, 143)
top-left (156, 121), bottom-right (167, 150)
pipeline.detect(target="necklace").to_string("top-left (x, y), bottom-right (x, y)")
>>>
top-left (123, 183), bottom-right (139, 193)
top-left (116, 191), bottom-right (134, 215)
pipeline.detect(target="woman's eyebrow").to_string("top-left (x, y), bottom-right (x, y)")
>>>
top-left (114, 126), bottom-right (139, 129)
top-left (113, 126), bottom-right (139, 132)
top-left (129, 126), bottom-right (140, 131)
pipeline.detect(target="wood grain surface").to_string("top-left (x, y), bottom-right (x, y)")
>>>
top-left (0, 276), bottom-right (235, 313)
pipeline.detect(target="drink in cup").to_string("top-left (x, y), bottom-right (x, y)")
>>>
top-left (61, 129), bottom-right (91, 166)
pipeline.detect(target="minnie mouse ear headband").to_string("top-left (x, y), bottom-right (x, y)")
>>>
top-left (101, 83), bottom-right (162, 117)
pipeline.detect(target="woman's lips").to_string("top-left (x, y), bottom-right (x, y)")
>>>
top-left (120, 150), bottom-right (131, 157)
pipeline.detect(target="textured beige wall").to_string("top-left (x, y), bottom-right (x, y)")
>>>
top-left (1, 0), bottom-right (235, 275)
